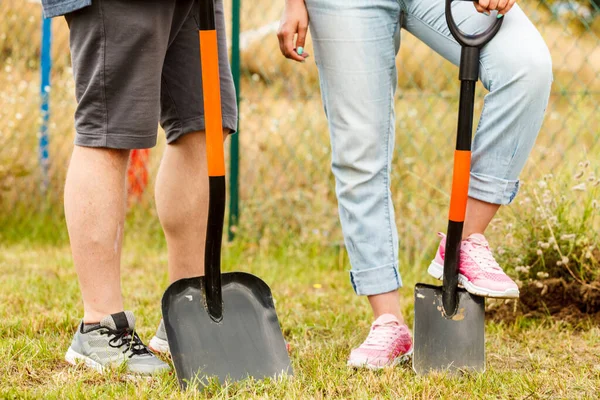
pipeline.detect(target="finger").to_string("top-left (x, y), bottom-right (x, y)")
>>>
top-left (279, 24), bottom-right (304, 61)
top-left (284, 24), bottom-right (305, 62)
top-left (295, 23), bottom-right (308, 57)
top-left (285, 32), bottom-right (306, 62)
top-left (474, 3), bottom-right (487, 13)
top-left (478, 0), bottom-right (490, 10)
top-left (487, 0), bottom-right (499, 11)
top-left (498, 0), bottom-right (516, 15)
top-left (496, 0), bottom-right (508, 10)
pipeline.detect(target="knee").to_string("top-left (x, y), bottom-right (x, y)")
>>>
top-left (523, 43), bottom-right (553, 93)
top-left (332, 159), bottom-right (387, 204)
top-left (499, 40), bottom-right (553, 96)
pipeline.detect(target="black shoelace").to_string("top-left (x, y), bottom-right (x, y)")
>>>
top-left (104, 328), bottom-right (151, 358)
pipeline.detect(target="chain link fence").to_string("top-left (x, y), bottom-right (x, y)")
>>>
top-left (1, 1), bottom-right (598, 260)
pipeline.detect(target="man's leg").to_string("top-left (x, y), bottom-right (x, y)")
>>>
top-left (148, 0), bottom-right (238, 353)
top-left (64, 147), bottom-right (129, 323)
top-left (62, 0), bottom-right (183, 374)
top-left (155, 130), bottom-right (228, 283)
top-left (63, 145), bottom-right (170, 374)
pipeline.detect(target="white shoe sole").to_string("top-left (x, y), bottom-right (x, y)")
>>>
top-left (148, 336), bottom-right (170, 354)
top-left (65, 347), bottom-right (105, 373)
top-left (347, 348), bottom-right (413, 371)
top-left (427, 261), bottom-right (519, 299)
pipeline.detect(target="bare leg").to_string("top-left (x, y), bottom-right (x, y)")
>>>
top-left (64, 146), bottom-right (130, 324)
top-left (155, 130), bottom-right (228, 283)
top-left (368, 291), bottom-right (404, 324)
top-left (463, 197), bottom-right (500, 239)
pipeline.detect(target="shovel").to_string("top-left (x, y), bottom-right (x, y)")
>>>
top-left (412, 0), bottom-right (503, 375)
top-left (161, 0), bottom-right (292, 389)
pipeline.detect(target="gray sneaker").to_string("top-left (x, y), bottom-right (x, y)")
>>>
top-left (65, 311), bottom-right (170, 375)
top-left (148, 319), bottom-right (170, 354)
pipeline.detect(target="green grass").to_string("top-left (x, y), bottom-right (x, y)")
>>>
top-left (2, 241), bottom-right (600, 399)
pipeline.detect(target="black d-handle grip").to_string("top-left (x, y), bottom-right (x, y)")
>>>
top-left (446, 0), bottom-right (503, 48)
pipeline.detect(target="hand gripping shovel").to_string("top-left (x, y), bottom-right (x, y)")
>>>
top-left (412, 1), bottom-right (503, 375)
top-left (161, 0), bottom-right (292, 389)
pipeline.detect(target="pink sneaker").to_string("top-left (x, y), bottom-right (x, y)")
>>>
top-left (428, 232), bottom-right (520, 298)
top-left (347, 314), bottom-right (413, 370)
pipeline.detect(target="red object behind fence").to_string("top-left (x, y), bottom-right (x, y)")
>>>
top-left (127, 149), bottom-right (150, 203)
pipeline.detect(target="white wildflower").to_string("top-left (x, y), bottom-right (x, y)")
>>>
top-left (541, 242), bottom-right (550, 249)
top-left (574, 170), bottom-right (584, 179)
top-left (560, 234), bottom-right (576, 241)
top-left (535, 281), bottom-right (544, 288)
top-left (588, 175), bottom-right (596, 182)
top-left (516, 266), bottom-right (530, 274)
top-left (556, 261), bottom-right (562, 266)
top-left (561, 256), bottom-right (569, 264)
top-left (538, 180), bottom-right (548, 188)
top-left (537, 272), bottom-right (549, 279)
top-left (585, 252), bottom-right (592, 259)
top-left (537, 249), bottom-right (543, 256)
top-left (548, 237), bottom-right (556, 244)
top-left (572, 183), bottom-right (586, 192)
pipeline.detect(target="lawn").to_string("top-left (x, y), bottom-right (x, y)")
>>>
top-left (1, 240), bottom-right (600, 399)
top-left (1, 0), bottom-right (600, 398)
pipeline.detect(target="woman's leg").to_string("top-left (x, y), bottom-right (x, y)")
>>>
top-left (402, 0), bottom-right (552, 297)
top-left (306, 0), bottom-right (415, 369)
top-left (401, 0), bottom-right (552, 224)
top-left (306, 0), bottom-right (404, 314)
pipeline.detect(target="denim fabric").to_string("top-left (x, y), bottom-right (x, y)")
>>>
top-left (42, 0), bottom-right (91, 18)
top-left (306, 0), bottom-right (552, 296)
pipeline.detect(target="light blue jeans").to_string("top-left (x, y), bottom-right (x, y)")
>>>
top-left (306, 0), bottom-right (553, 296)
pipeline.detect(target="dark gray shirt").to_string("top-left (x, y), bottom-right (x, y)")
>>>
top-left (41, 0), bottom-right (91, 18)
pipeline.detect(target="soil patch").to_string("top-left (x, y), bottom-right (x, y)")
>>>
top-left (487, 278), bottom-right (600, 326)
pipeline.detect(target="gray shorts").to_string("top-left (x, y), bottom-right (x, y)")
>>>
top-left (65, 0), bottom-right (237, 149)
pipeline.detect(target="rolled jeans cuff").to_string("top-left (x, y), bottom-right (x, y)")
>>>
top-left (468, 172), bottom-right (520, 205)
top-left (349, 262), bottom-right (402, 296)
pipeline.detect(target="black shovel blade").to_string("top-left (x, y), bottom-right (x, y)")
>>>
top-left (162, 272), bottom-right (292, 389)
top-left (412, 283), bottom-right (485, 375)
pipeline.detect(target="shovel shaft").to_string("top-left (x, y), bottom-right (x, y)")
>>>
top-left (443, 70), bottom-right (477, 315)
top-left (199, 0), bottom-right (225, 321)
top-left (441, 0), bottom-right (502, 316)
